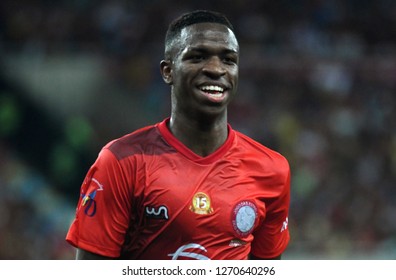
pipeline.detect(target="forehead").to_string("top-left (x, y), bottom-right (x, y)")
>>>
top-left (178, 22), bottom-right (239, 53)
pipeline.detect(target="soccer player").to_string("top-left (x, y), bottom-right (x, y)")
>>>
top-left (66, 10), bottom-right (291, 260)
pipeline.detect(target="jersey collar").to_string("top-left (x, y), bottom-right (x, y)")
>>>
top-left (157, 117), bottom-right (235, 164)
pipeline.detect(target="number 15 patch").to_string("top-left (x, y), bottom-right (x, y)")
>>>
top-left (189, 192), bottom-right (213, 215)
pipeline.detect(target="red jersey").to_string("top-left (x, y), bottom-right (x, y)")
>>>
top-left (66, 118), bottom-right (290, 260)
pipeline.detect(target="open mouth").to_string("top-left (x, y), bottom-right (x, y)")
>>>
top-left (199, 85), bottom-right (226, 100)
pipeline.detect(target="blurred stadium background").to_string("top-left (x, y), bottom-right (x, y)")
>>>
top-left (1, 0), bottom-right (395, 259)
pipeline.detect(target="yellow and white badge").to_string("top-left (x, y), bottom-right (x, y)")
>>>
top-left (190, 192), bottom-right (213, 215)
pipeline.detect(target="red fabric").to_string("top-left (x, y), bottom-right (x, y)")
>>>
top-left (66, 118), bottom-right (290, 259)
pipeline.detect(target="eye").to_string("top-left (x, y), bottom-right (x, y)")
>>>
top-left (223, 56), bottom-right (238, 65)
top-left (189, 54), bottom-right (205, 62)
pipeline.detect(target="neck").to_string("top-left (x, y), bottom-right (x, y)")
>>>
top-left (168, 113), bottom-right (228, 157)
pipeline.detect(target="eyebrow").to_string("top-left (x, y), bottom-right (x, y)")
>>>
top-left (186, 46), bottom-right (239, 55)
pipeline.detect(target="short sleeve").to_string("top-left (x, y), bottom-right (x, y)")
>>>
top-left (250, 168), bottom-right (291, 259)
top-left (66, 148), bottom-right (132, 258)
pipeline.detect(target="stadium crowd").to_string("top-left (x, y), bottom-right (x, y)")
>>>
top-left (0, 0), bottom-right (395, 259)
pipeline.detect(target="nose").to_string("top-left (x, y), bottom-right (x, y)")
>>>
top-left (202, 56), bottom-right (226, 78)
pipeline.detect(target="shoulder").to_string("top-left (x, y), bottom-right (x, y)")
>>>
top-left (233, 130), bottom-right (290, 177)
top-left (233, 131), bottom-right (291, 201)
top-left (101, 122), bottom-right (168, 161)
top-left (234, 131), bottom-right (289, 164)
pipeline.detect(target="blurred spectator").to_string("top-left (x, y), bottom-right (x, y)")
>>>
top-left (0, 0), bottom-right (395, 259)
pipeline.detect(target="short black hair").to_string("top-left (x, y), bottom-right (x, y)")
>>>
top-left (164, 10), bottom-right (235, 59)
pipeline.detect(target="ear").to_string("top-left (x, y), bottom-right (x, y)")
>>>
top-left (160, 60), bottom-right (173, 85)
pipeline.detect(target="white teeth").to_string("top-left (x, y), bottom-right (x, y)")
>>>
top-left (201, 85), bottom-right (224, 92)
top-left (208, 93), bottom-right (223, 98)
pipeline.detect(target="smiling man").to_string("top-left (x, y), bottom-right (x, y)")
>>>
top-left (66, 10), bottom-right (291, 260)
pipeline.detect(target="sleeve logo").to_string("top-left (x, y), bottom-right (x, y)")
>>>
top-left (80, 177), bottom-right (103, 217)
